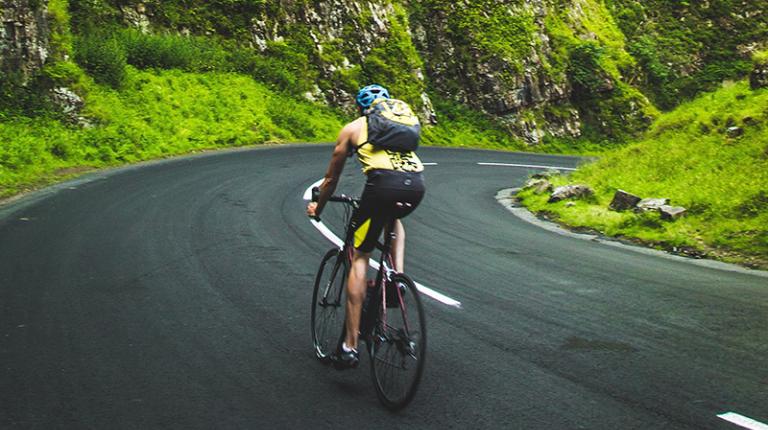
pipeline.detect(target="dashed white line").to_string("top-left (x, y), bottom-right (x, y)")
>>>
top-left (477, 162), bottom-right (577, 171)
top-left (718, 413), bottom-right (768, 430)
top-left (303, 181), bottom-right (462, 309)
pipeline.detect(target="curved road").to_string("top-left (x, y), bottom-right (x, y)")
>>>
top-left (1, 145), bottom-right (766, 429)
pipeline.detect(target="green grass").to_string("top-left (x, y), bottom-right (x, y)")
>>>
top-left (517, 80), bottom-right (768, 267)
top-left (0, 67), bottom-right (344, 198)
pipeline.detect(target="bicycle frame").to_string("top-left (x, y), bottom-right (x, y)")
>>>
top-left (323, 193), bottom-right (407, 338)
top-left (311, 187), bottom-right (427, 410)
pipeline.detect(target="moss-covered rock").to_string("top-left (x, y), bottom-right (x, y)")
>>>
top-left (1, 0), bottom-right (50, 81)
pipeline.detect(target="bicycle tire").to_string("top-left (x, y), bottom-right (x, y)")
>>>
top-left (311, 248), bottom-right (348, 362)
top-left (369, 273), bottom-right (426, 410)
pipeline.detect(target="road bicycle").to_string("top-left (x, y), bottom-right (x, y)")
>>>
top-left (310, 188), bottom-right (426, 410)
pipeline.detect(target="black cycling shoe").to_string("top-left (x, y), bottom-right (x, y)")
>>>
top-left (331, 347), bottom-right (360, 370)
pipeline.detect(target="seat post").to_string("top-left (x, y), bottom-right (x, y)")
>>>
top-left (382, 218), bottom-right (395, 255)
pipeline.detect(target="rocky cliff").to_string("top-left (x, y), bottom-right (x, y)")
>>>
top-left (4, 0), bottom-right (766, 144)
top-left (96, 0), bottom-right (654, 143)
top-left (1, 0), bottom-right (49, 82)
top-left (246, 0), bottom-right (437, 122)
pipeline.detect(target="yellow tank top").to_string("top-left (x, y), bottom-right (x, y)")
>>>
top-left (355, 117), bottom-right (424, 174)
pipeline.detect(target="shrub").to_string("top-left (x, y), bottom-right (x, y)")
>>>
top-left (117, 29), bottom-right (228, 72)
top-left (0, 72), bottom-right (55, 117)
top-left (568, 42), bottom-right (613, 100)
top-left (74, 34), bottom-right (127, 88)
top-left (119, 29), bottom-right (190, 70)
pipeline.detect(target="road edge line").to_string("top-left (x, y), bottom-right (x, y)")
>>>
top-left (495, 188), bottom-right (768, 279)
top-left (718, 412), bottom-right (768, 430)
top-left (478, 162), bottom-right (577, 171)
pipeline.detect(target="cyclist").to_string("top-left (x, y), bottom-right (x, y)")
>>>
top-left (306, 84), bottom-right (425, 369)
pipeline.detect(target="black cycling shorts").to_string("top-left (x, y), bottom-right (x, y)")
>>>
top-left (350, 169), bottom-right (425, 253)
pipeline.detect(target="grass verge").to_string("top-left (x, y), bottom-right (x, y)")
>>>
top-left (0, 67), bottom-right (344, 199)
top-left (517, 80), bottom-right (768, 269)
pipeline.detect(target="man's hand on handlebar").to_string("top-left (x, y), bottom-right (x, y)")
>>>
top-left (307, 186), bottom-right (321, 221)
top-left (306, 201), bottom-right (319, 219)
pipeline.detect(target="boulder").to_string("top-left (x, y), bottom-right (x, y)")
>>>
top-left (609, 189), bottom-right (641, 211)
top-left (50, 87), bottom-right (92, 127)
top-left (727, 126), bottom-right (744, 138)
top-left (51, 87), bottom-right (82, 113)
top-left (524, 178), bottom-right (553, 194)
top-left (636, 198), bottom-right (670, 212)
top-left (750, 61), bottom-right (768, 90)
top-left (659, 205), bottom-right (687, 220)
top-left (548, 184), bottom-right (593, 203)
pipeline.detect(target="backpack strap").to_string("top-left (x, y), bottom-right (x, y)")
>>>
top-left (353, 115), bottom-right (372, 153)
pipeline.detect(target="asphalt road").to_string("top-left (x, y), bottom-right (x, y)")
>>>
top-left (1, 145), bottom-right (766, 429)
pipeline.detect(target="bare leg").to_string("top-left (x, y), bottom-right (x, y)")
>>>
top-left (345, 249), bottom-right (370, 350)
top-left (390, 219), bottom-right (406, 273)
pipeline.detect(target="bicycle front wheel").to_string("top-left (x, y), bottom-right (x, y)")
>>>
top-left (311, 248), bottom-right (348, 361)
top-left (369, 273), bottom-right (427, 410)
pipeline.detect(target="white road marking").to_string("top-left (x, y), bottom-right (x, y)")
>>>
top-left (718, 413), bottom-right (768, 430)
top-left (423, 162), bottom-right (438, 166)
top-left (303, 178), bottom-right (325, 201)
top-left (413, 280), bottom-right (462, 307)
top-left (478, 162), bottom-right (577, 171)
top-left (304, 181), bottom-right (462, 309)
top-left (309, 219), bottom-right (344, 248)
top-left (367, 259), bottom-right (462, 308)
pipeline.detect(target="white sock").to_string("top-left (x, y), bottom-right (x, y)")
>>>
top-left (342, 342), bottom-right (357, 353)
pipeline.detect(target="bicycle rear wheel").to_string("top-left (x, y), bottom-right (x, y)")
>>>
top-left (369, 273), bottom-right (426, 410)
top-left (311, 248), bottom-right (348, 361)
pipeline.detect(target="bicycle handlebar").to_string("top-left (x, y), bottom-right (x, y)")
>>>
top-left (311, 186), bottom-right (358, 205)
top-left (310, 187), bottom-right (358, 222)
top-left (310, 187), bottom-right (387, 253)
top-left (329, 194), bottom-right (358, 204)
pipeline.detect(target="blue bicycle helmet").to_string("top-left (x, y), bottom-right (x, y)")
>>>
top-left (355, 84), bottom-right (390, 109)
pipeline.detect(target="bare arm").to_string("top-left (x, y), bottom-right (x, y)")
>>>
top-left (307, 121), bottom-right (358, 218)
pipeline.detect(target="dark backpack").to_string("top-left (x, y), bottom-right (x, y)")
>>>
top-left (364, 98), bottom-right (421, 152)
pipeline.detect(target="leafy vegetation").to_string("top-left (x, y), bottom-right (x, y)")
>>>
top-left (754, 50), bottom-right (768, 66)
top-left (517, 81), bottom-right (768, 267)
top-left (421, 98), bottom-right (526, 150)
top-left (145, 0), bottom-right (267, 38)
top-left (606, 0), bottom-right (768, 109)
top-left (544, 3), bottom-right (658, 140)
top-left (361, 3), bottom-right (426, 109)
top-left (74, 32), bottom-right (128, 87)
top-left (47, 0), bottom-right (74, 61)
top-left (0, 67), bottom-right (343, 198)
